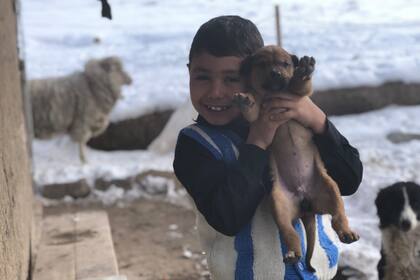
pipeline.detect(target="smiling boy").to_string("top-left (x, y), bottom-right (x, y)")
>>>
top-left (173, 15), bottom-right (363, 279)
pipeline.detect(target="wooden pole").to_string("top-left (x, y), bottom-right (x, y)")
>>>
top-left (275, 5), bottom-right (282, 47)
top-left (0, 1), bottom-right (33, 280)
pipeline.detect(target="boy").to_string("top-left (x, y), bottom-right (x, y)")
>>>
top-left (173, 15), bottom-right (363, 280)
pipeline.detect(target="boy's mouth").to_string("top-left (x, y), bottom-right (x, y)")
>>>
top-left (204, 104), bottom-right (232, 112)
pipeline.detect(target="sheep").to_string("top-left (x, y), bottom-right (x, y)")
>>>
top-left (29, 56), bottom-right (132, 162)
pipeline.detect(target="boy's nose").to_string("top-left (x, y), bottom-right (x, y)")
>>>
top-left (208, 80), bottom-right (224, 98)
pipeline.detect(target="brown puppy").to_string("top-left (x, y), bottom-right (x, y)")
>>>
top-left (233, 45), bottom-right (359, 270)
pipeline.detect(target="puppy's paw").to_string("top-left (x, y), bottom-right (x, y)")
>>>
top-left (232, 93), bottom-right (255, 109)
top-left (294, 56), bottom-right (316, 81)
top-left (283, 251), bottom-right (301, 264)
top-left (338, 229), bottom-right (360, 244)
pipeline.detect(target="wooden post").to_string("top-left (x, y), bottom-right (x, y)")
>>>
top-left (0, 1), bottom-right (33, 279)
top-left (275, 5), bottom-right (282, 47)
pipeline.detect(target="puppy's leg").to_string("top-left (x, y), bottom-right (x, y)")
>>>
top-left (289, 56), bottom-right (315, 97)
top-left (301, 214), bottom-right (316, 272)
top-left (232, 92), bottom-right (259, 122)
top-left (270, 156), bottom-right (302, 263)
top-left (311, 152), bottom-right (359, 243)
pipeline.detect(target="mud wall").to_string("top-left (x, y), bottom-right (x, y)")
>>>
top-left (0, 0), bottom-right (33, 279)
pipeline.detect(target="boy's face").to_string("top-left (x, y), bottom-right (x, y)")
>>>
top-left (189, 52), bottom-right (245, 126)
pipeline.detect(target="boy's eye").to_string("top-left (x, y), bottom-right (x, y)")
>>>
top-left (225, 76), bottom-right (240, 83)
top-left (194, 74), bottom-right (210, 81)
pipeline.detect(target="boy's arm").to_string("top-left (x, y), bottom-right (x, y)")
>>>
top-left (313, 119), bottom-right (363, 195)
top-left (173, 133), bottom-right (271, 236)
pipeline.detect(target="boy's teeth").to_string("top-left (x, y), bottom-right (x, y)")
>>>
top-left (207, 105), bottom-right (229, 111)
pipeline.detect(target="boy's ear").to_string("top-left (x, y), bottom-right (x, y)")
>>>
top-left (291, 54), bottom-right (299, 68)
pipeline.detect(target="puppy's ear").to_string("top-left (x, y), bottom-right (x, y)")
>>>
top-left (240, 54), bottom-right (255, 79)
top-left (375, 185), bottom-right (403, 229)
top-left (240, 54), bottom-right (257, 91)
top-left (291, 54), bottom-right (299, 68)
top-left (375, 189), bottom-right (390, 228)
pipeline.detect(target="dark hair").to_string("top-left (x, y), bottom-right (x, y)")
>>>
top-left (188, 15), bottom-right (264, 64)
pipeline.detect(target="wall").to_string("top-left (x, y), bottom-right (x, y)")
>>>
top-left (0, 0), bottom-right (33, 279)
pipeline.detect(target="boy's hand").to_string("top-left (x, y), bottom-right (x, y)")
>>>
top-left (246, 93), bottom-right (327, 150)
top-left (246, 100), bottom-right (290, 150)
top-left (263, 93), bottom-right (327, 134)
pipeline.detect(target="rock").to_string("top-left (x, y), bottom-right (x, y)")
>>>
top-left (94, 178), bottom-right (133, 191)
top-left (386, 132), bottom-right (420, 144)
top-left (41, 179), bottom-right (91, 199)
top-left (134, 170), bottom-right (182, 193)
top-left (312, 82), bottom-right (420, 116)
top-left (87, 109), bottom-right (174, 151)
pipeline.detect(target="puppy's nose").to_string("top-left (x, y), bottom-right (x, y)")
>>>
top-left (270, 70), bottom-right (282, 80)
top-left (267, 70), bottom-right (287, 91)
top-left (400, 219), bottom-right (411, 231)
top-left (270, 70), bottom-right (286, 84)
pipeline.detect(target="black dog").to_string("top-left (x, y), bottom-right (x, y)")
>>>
top-left (375, 181), bottom-right (420, 280)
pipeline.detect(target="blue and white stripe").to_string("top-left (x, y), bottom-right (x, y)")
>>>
top-left (181, 124), bottom-right (339, 280)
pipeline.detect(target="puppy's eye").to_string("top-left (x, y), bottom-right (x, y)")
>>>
top-left (283, 62), bottom-right (290, 67)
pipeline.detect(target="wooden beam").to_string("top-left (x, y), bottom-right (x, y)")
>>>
top-left (33, 211), bottom-right (122, 280)
top-left (275, 5), bottom-right (282, 47)
top-left (32, 213), bottom-right (76, 280)
top-left (75, 211), bottom-right (119, 279)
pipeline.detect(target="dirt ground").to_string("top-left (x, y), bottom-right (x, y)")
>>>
top-left (43, 196), bottom-right (350, 280)
top-left (43, 197), bottom-right (210, 280)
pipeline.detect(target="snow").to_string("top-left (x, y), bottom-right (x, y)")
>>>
top-left (32, 136), bottom-right (173, 187)
top-left (332, 105), bottom-right (420, 279)
top-left (21, 0), bottom-right (420, 121)
top-left (21, 0), bottom-right (420, 279)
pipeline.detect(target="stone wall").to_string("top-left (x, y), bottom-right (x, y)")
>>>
top-left (0, 0), bottom-right (33, 279)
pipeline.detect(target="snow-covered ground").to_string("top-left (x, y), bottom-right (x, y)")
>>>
top-left (21, 0), bottom-right (420, 279)
top-left (332, 106), bottom-right (420, 279)
top-left (22, 0), bottom-right (420, 121)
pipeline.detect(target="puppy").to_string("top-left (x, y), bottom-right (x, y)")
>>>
top-left (29, 56), bottom-right (132, 163)
top-left (233, 45), bottom-right (359, 270)
top-left (375, 181), bottom-right (420, 280)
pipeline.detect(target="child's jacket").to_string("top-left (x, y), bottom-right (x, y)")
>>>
top-left (174, 116), bottom-right (363, 280)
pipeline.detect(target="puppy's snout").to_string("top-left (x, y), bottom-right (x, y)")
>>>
top-left (270, 70), bottom-right (282, 80)
top-left (400, 219), bottom-right (411, 232)
top-left (264, 70), bottom-right (287, 91)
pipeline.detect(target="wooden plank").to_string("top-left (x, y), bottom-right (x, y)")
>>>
top-left (74, 211), bottom-right (119, 279)
top-left (31, 199), bottom-right (44, 273)
top-left (80, 276), bottom-right (127, 280)
top-left (32, 213), bottom-right (76, 280)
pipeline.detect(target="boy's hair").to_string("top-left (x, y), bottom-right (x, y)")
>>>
top-left (188, 15), bottom-right (264, 64)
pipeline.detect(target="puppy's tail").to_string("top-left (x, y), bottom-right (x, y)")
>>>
top-left (302, 214), bottom-right (316, 272)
